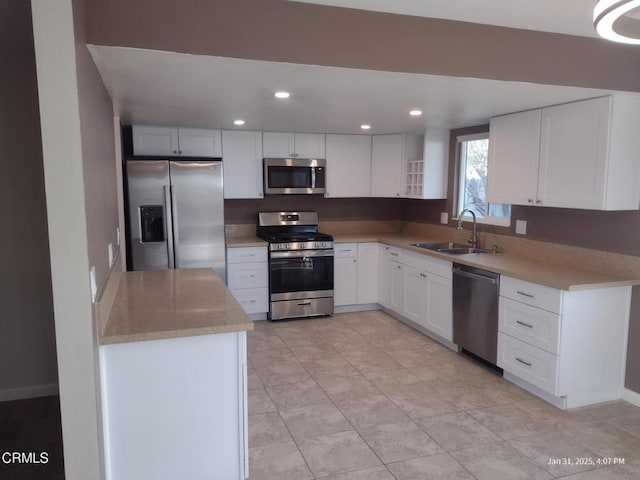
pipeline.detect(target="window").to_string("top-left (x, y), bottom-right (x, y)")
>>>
top-left (455, 132), bottom-right (510, 226)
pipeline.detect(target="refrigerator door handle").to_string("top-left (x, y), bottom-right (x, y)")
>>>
top-left (164, 185), bottom-right (175, 269)
top-left (170, 185), bottom-right (180, 268)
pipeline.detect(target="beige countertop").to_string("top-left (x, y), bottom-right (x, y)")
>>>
top-left (226, 234), bottom-right (267, 247)
top-left (100, 268), bottom-right (254, 345)
top-left (333, 233), bottom-right (640, 291)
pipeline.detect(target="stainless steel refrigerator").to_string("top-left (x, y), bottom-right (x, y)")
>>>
top-left (126, 160), bottom-right (225, 279)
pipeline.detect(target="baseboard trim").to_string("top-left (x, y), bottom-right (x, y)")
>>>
top-left (622, 387), bottom-right (640, 407)
top-left (0, 383), bottom-right (59, 402)
top-left (334, 304), bottom-right (379, 314)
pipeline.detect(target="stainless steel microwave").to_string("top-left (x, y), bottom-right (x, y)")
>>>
top-left (263, 158), bottom-right (326, 195)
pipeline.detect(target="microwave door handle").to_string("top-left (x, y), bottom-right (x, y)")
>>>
top-left (311, 167), bottom-right (316, 190)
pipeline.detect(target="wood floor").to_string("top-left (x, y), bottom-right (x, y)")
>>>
top-left (0, 395), bottom-right (64, 480)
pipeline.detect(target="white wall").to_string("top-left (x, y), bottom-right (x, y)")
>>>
top-left (31, 0), bottom-right (119, 478)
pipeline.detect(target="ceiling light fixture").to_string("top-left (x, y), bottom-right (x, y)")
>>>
top-left (409, 110), bottom-right (423, 117)
top-left (594, 0), bottom-right (640, 44)
top-left (360, 124), bottom-right (371, 130)
top-left (233, 119), bottom-right (245, 126)
top-left (274, 91), bottom-right (290, 99)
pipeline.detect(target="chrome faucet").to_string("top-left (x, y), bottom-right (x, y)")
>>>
top-left (457, 209), bottom-right (478, 248)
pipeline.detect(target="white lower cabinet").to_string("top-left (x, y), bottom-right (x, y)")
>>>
top-left (400, 251), bottom-right (453, 341)
top-left (227, 246), bottom-right (268, 315)
top-left (498, 275), bottom-right (631, 408)
top-left (334, 244), bottom-right (358, 307)
top-left (389, 260), bottom-right (405, 314)
top-left (334, 242), bottom-right (379, 307)
top-left (100, 332), bottom-right (248, 480)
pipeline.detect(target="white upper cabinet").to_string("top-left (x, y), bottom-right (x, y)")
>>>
top-left (403, 130), bottom-right (449, 199)
top-left (178, 128), bottom-right (222, 157)
top-left (325, 134), bottom-right (372, 197)
top-left (222, 130), bottom-right (263, 199)
top-left (262, 132), bottom-right (325, 158)
top-left (371, 134), bottom-right (404, 198)
top-left (538, 97), bottom-right (610, 210)
top-left (487, 109), bottom-right (541, 206)
top-left (487, 95), bottom-right (640, 211)
top-left (132, 125), bottom-right (221, 157)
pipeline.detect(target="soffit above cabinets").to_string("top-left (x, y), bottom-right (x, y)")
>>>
top-left (291, 0), bottom-right (598, 38)
top-left (89, 45), bottom-right (613, 134)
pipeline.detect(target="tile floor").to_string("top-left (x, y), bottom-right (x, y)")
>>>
top-left (247, 311), bottom-right (640, 480)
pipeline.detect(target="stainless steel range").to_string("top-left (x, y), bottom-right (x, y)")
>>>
top-left (257, 212), bottom-right (334, 320)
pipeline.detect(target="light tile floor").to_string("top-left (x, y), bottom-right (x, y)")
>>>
top-left (247, 311), bottom-right (640, 480)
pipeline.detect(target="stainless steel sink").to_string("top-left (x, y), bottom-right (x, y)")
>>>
top-left (439, 247), bottom-right (492, 255)
top-left (411, 242), bottom-right (468, 251)
top-left (411, 242), bottom-right (492, 255)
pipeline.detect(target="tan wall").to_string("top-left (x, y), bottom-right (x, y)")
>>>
top-left (0, 0), bottom-right (58, 398)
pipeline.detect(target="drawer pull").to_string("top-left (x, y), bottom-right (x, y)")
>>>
top-left (516, 290), bottom-right (535, 299)
top-left (516, 320), bottom-right (534, 329)
top-left (339, 249), bottom-right (353, 253)
top-left (241, 299), bottom-right (257, 304)
top-left (390, 252), bottom-right (399, 257)
top-left (297, 302), bottom-right (312, 306)
top-left (515, 357), bottom-right (532, 367)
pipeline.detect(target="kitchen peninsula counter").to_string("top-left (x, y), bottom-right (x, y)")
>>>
top-left (333, 233), bottom-right (640, 291)
top-left (100, 267), bottom-right (253, 345)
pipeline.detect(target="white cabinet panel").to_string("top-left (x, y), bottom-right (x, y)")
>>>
top-left (262, 132), bottom-right (294, 157)
top-left (132, 126), bottom-right (179, 156)
top-left (325, 134), bottom-right (372, 198)
top-left (403, 265), bottom-right (427, 327)
top-left (131, 125), bottom-right (221, 157)
top-left (371, 134), bottom-right (403, 198)
top-left (227, 263), bottom-right (268, 290)
top-left (334, 256), bottom-right (358, 307)
top-left (357, 243), bottom-right (379, 304)
top-left (378, 244), bottom-right (391, 308)
top-left (498, 332), bottom-right (559, 394)
top-left (487, 109), bottom-right (541, 206)
top-left (500, 276), bottom-right (563, 314)
top-left (227, 246), bottom-right (268, 264)
top-left (538, 97), bottom-right (610, 209)
top-left (230, 288), bottom-right (269, 314)
top-left (222, 130), bottom-right (264, 199)
top-left (262, 132), bottom-right (325, 158)
top-left (499, 297), bottom-right (560, 354)
top-left (179, 128), bottom-right (222, 157)
top-left (294, 133), bottom-right (325, 158)
top-left (389, 261), bottom-right (404, 313)
top-left (425, 273), bottom-right (453, 341)
top-left (334, 243), bottom-right (358, 258)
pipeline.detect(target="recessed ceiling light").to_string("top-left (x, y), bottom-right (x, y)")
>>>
top-left (409, 110), bottom-right (423, 116)
top-left (361, 124), bottom-right (371, 130)
top-left (594, 0), bottom-right (640, 44)
top-left (233, 119), bottom-right (245, 126)
top-left (274, 91), bottom-right (290, 99)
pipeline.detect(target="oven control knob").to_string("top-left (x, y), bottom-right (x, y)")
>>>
top-left (321, 242), bottom-right (327, 248)
top-left (285, 243), bottom-right (291, 249)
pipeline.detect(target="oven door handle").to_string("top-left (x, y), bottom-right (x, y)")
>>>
top-left (270, 250), bottom-right (334, 258)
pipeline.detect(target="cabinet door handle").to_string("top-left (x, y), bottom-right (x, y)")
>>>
top-left (390, 252), bottom-right (399, 257)
top-left (516, 320), bottom-right (534, 328)
top-left (178, 150), bottom-right (183, 154)
top-left (173, 150), bottom-right (178, 154)
top-left (395, 265), bottom-right (402, 270)
top-left (353, 259), bottom-right (356, 263)
top-left (528, 199), bottom-right (533, 204)
top-left (297, 302), bottom-right (311, 306)
top-left (516, 290), bottom-right (535, 299)
top-left (515, 357), bottom-right (532, 367)
top-left (536, 200), bottom-right (543, 205)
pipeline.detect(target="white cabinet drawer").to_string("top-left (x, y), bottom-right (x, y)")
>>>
top-left (403, 250), bottom-right (452, 279)
top-left (227, 247), bottom-right (267, 264)
top-left (231, 288), bottom-right (268, 314)
top-left (500, 276), bottom-right (563, 314)
top-left (498, 333), bottom-right (558, 394)
top-left (334, 243), bottom-right (358, 258)
top-left (499, 297), bottom-right (560, 354)
top-left (227, 263), bottom-right (268, 289)
top-left (381, 244), bottom-right (403, 262)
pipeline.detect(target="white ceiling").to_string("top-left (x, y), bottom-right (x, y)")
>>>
top-left (292, 0), bottom-right (600, 38)
top-left (89, 46), bottom-right (612, 134)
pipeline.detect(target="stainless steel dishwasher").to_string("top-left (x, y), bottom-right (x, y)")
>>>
top-left (452, 263), bottom-right (500, 366)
